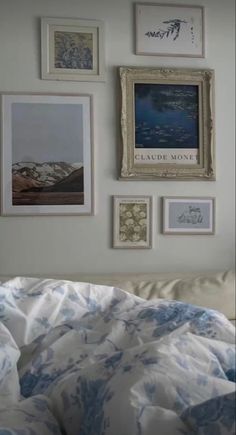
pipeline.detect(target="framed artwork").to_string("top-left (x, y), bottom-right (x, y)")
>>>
top-left (119, 67), bottom-right (215, 180)
top-left (113, 195), bottom-right (152, 248)
top-left (135, 3), bottom-right (205, 57)
top-left (162, 197), bottom-right (215, 234)
top-left (41, 17), bottom-right (105, 81)
top-left (1, 93), bottom-right (93, 215)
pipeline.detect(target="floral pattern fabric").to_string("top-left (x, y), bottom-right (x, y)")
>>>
top-left (0, 277), bottom-right (235, 435)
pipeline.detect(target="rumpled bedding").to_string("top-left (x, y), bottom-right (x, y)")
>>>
top-left (0, 277), bottom-right (235, 435)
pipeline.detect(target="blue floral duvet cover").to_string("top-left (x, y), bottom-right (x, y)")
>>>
top-left (0, 277), bottom-right (235, 435)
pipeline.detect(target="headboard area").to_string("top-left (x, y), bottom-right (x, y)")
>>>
top-left (0, 270), bottom-right (235, 324)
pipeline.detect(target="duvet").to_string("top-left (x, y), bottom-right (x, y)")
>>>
top-left (0, 277), bottom-right (235, 435)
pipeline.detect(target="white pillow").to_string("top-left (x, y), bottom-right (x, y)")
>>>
top-left (95, 270), bottom-right (235, 321)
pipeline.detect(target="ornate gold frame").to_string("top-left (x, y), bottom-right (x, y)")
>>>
top-left (119, 67), bottom-right (215, 180)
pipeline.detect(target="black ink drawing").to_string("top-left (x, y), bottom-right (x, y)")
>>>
top-left (177, 206), bottom-right (203, 225)
top-left (145, 19), bottom-right (194, 43)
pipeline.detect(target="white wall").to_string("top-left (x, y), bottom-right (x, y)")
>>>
top-left (0, 0), bottom-right (235, 276)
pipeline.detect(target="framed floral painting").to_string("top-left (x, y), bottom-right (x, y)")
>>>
top-left (113, 195), bottom-right (152, 248)
top-left (41, 17), bottom-right (105, 81)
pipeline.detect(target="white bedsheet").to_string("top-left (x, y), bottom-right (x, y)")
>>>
top-left (0, 277), bottom-right (235, 435)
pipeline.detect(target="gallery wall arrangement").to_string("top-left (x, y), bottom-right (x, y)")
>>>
top-left (0, 2), bottom-right (218, 249)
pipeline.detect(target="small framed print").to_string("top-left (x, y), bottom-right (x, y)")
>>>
top-left (41, 17), bottom-right (105, 81)
top-left (113, 196), bottom-right (152, 248)
top-left (162, 197), bottom-right (215, 235)
top-left (1, 93), bottom-right (93, 216)
top-left (135, 3), bottom-right (205, 58)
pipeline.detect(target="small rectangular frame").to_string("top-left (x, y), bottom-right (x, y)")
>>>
top-left (113, 195), bottom-right (153, 248)
top-left (162, 196), bottom-right (215, 234)
top-left (135, 3), bottom-right (205, 57)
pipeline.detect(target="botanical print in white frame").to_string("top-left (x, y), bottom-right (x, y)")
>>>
top-left (41, 17), bottom-right (105, 81)
top-left (135, 3), bottom-right (205, 57)
top-left (113, 196), bottom-right (152, 248)
top-left (1, 93), bottom-right (93, 215)
top-left (162, 197), bottom-right (215, 234)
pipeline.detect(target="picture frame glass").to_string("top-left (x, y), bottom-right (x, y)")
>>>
top-left (113, 196), bottom-right (152, 248)
top-left (1, 94), bottom-right (93, 215)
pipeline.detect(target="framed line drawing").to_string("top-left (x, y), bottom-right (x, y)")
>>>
top-left (119, 67), bottom-right (215, 180)
top-left (135, 3), bottom-right (205, 57)
top-left (1, 93), bottom-right (94, 215)
top-left (41, 17), bottom-right (105, 81)
top-left (113, 195), bottom-right (152, 248)
top-left (162, 197), bottom-right (215, 234)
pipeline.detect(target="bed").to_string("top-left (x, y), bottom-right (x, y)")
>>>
top-left (0, 270), bottom-right (235, 434)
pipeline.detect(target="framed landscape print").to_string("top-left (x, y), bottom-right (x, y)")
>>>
top-left (119, 67), bottom-right (215, 180)
top-left (1, 93), bottom-right (93, 215)
top-left (135, 3), bottom-right (205, 57)
top-left (162, 197), bottom-right (215, 234)
top-left (41, 17), bottom-right (105, 81)
top-left (113, 196), bottom-right (152, 248)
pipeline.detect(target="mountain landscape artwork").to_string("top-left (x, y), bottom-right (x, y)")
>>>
top-left (11, 101), bottom-right (84, 207)
top-left (12, 161), bottom-right (84, 206)
top-left (1, 94), bottom-right (92, 215)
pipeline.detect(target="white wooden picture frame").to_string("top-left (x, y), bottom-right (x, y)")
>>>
top-left (1, 93), bottom-right (94, 215)
top-left (135, 3), bottom-right (205, 57)
top-left (41, 17), bottom-right (105, 81)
